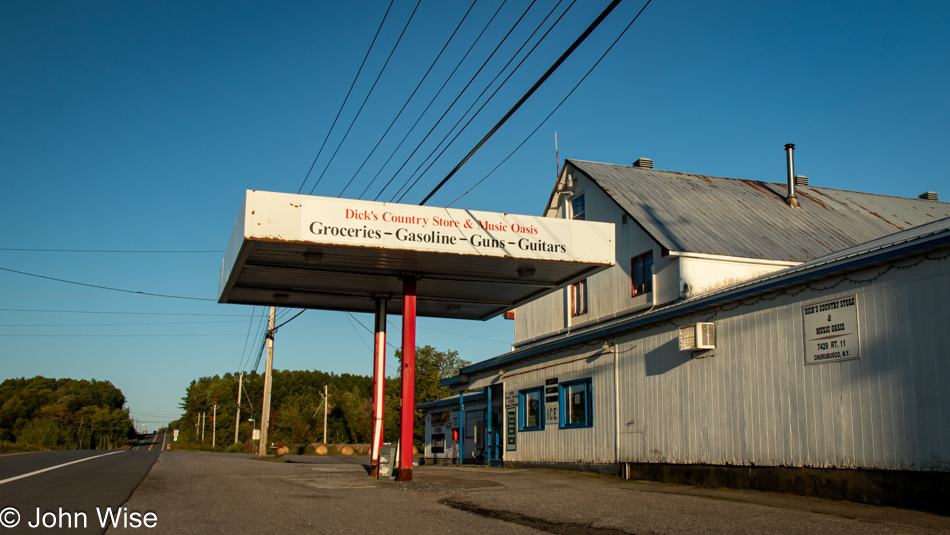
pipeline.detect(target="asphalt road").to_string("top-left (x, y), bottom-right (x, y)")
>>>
top-left (110, 452), bottom-right (950, 535)
top-left (0, 434), bottom-right (163, 534)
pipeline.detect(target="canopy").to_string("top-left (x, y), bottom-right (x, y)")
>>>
top-left (218, 191), bottom-right (615, 320)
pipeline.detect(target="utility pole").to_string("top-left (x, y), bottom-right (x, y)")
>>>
top-left (322, 384), bottom-right (329, 444)
top-left (258, 306), bottom-right (276, 459)
top-left (212, 402), bottom-right (217, 448)
top-left (234, 371), bottom-right (244, 444)
top-left (201, 412), bottom-right (206, 443)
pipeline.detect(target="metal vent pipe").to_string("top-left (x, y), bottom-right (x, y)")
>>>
top-left (785, 144), bottom-right (799, 207)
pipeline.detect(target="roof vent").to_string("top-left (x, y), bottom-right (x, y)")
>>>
top-left (784, 144), bottom-right (799, 208)
top-left (795, 175), bottom-right (809, 187)
top-left (632, 158), bottom-right (653, 169)
top-left (919, 191), bottom-right (938, 201)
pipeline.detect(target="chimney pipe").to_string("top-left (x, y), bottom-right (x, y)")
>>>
top-left (784, 143), bottom-right (799, 208)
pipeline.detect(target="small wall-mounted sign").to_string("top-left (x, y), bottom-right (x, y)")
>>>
top-left (803, 295), bottom-right (860, 365)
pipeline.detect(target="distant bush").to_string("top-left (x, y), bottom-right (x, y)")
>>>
top-left (225, 442), bottom-right (245, 453)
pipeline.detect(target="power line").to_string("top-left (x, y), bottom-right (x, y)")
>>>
top-left (449, 0), bottom-right (654, 206)
top-left (274, 309), bottom-right (306, 329)
top-left (417, 0), bottom-right (624, 206)
top-left (0, 248), bottom-right (222, 253)
top-left (0, 266), bottom-right (215, 301)
top-left (308, 0), bottom-right (423, 196)
top-left (338, 0), bottom-right (479, 199)
top-left (296, 0), bottom-right (396, 195)
top-left (0, 320), bottom-right (246, 327)
top-left (393, 0), bottom-right (572, 203)
top-left (0, 308), bottom-right (250, 317)
top-left (370, 0), bottom-right (512, 202)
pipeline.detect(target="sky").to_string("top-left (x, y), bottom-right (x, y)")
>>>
top-left (1, 0), bottom-right (948, 431)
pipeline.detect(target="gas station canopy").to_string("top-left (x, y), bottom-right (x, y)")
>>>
top-left (218, 191), bottom-right (615, 320)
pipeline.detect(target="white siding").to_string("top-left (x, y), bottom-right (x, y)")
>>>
top-left (514, 174), bottom-right (661, 345)
top-left (615, 254), bottom-right (950, 471)
top-left (501, 348), bottom-right (617, 464)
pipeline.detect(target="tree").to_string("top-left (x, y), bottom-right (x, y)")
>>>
top-left (388, 345), bottom-right (470, 448)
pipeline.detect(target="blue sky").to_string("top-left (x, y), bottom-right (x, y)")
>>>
top-left (1, 0), bottom-right (948, 431)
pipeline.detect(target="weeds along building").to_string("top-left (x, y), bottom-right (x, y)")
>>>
top-left (424, 153), bottom-right (950, 510)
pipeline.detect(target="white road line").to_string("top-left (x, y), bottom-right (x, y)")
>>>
top-left (0, 451), bottom-right (125, 485)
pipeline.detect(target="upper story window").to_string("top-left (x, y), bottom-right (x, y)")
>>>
top-left (571, 194), bottom-right (586, 220)
top-left (519, 387), bottom-right (544, 431)
top-left (560, 378), bottom-right (593, 428)
top-left (632, 251), bottom-right (653, 296)
top-left (430, 411), bottom-right (450, 425)
top-left (571, 279), bottom-right (588, 316)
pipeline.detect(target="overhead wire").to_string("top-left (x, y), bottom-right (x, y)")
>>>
top-left (337, 0), bottom-right (479, 199)
top-left (448, 0), bottom-right (654, 206)
top-left (0, 265), bottom-right (214, 301)
top-left (308, 0), bottom-right (423, 196)
top-left (417, 0), bottom-right (624, 206)
top-left (393, 0), bottom-right (572, 203)
top-left (368, 0), bottom-right (511, 202)
top-left (296, 0), bottom-right (397, 195)
top-left (0, 248), bottom-right (222, 253)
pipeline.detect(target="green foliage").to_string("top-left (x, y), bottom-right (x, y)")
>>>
top-left (388, 345), bottom-right (471, 449)
top-left (176, 345), bottom-right (468, 451)
top-left (0, 376), bottom-right (134, 450)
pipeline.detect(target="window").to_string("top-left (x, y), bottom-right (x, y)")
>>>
top-left (519, 388), bottom-right (544, 431)
top-left (571, 194), bottom-right (586, 220)
top-left (560, 379), bottom-right (593, 428)
top-left (431, 433), bottom-right (445, 453)
top-left (632, 251), bottom-right (653, 296)
top-left (431, 411), bottom-right (450, 425)
top-left (571, 279), bottom-right (588, 316)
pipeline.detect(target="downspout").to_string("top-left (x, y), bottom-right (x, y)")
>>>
top-left (486, 385), bottom-right (492, 463)
top-left (458, 391), bottom-right (464, 465)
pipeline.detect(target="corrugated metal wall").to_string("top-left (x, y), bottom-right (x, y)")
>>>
top-left (503, 348), bottom-right (617, 464)
top-left (504, 250), bottom-right (950, 471)
top-left (617, 255), bottom-right (950, 471)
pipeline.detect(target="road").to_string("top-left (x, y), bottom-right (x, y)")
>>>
top-left (0, 433), bottom-right (163, 534)
top-left (4, 442), bottom-right (950, 534)
top-left (111, 452), bottom-right (950, 535)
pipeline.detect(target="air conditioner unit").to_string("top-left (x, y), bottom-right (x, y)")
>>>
top-left (679, 322), bottom-right (715, 351)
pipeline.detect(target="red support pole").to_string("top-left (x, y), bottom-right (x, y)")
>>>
top-left (396, 277), bottom-right (417, 481)
top-left (370, 296), bottom-right (387, 477)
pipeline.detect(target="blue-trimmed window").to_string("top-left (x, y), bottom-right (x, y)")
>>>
top-left (560, 379), bottom-right (593, 428)
top-left (519, 387), bottom-right (544, 431)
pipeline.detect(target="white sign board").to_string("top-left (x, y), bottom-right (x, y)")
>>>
top-left (545, 402), bottom-right (559, 426)
top-left (802, 295), bottom-right (860, 365)
top-left (505, 390), bottom-right (517, 407)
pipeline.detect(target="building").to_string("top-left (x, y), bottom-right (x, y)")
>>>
top-left (425, 153), bottom-right (950, 511)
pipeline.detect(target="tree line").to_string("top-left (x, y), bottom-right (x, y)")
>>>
top-left (171, 345), bottom-right (469, 450)
top-left (0, 376), bottom-right (135, 450)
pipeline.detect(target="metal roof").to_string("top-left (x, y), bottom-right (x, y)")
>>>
top-left (568, 159), bottom-right (950, 262)
top-left (445, 216), bottom-right (950, 384)
top-left (218, 191), bottom-right (615, 320)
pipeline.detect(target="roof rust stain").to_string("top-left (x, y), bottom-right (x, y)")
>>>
top-left (844, 198), bottom-right (903, 230)
top-left (795, 189), bottom-right (826, 209)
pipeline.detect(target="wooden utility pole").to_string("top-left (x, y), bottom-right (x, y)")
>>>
top-left (212, 402), bottom-right (217, 448)
top-left (201, 412), bottom-right (206, 443)
top-left (322, 384), bottom-right (329, 444)
top-left (234, 371), bottom-right (244, 444)
top-left (258, 306), bottom-right (276, 459)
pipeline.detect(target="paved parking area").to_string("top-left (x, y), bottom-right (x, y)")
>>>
top-left (110, 453), bottom-right (950, 534)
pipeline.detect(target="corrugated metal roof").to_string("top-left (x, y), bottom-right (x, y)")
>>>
top-left (569, 159), bottom-right (950, 262)
top-left (448, 216), bottom-right (950, 382)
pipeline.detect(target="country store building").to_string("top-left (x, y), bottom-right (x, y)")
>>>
top-left (421, 151), bottom-right (950, 510)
